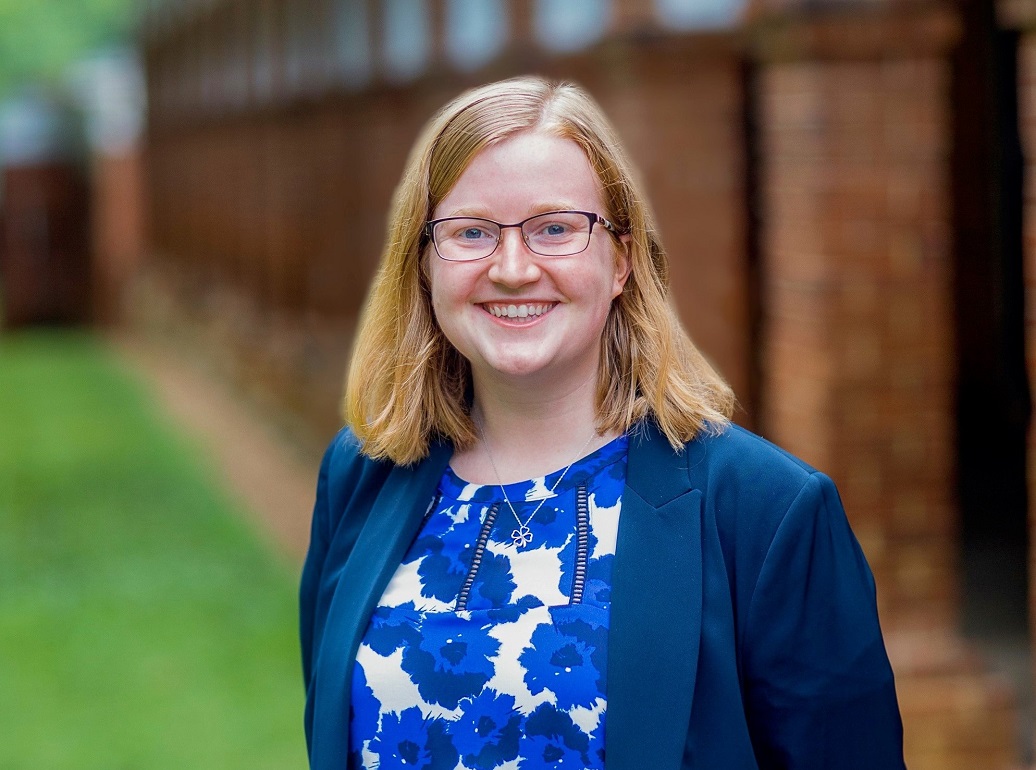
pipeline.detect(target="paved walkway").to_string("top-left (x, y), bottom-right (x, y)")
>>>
top-left (110, 334), bottom-right (321, 566)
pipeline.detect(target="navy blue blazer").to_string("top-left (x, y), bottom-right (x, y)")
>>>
top-left (300, 421), bottom-right (905, 769)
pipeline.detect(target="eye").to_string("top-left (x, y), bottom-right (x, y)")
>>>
top-left (438, 219), bottom-right (498, 244)
top-left (526, 212), bottom-right (586, 241)
top-left (531, 219), bottom-right (576, 238)
top-left (543, 222), bottom-right (571, 237)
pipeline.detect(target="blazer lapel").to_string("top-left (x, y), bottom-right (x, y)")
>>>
top-left (311, 440), bottom-right (452, 769)
top-left (606, 423), bottom-right (705, 770)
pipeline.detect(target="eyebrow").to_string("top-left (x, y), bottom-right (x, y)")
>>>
top-left (438, 202), bottom-right (584, 221)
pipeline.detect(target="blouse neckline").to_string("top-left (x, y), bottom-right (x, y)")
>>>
top-left (440, 433), bottom-right (629, 504)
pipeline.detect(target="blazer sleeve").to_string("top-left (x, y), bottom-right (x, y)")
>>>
top-left (740, 472), bottom-right (905, 770)
top-left (299, 437), bottom-right (335, 693)
top-left (299, 429), bottom-right (390, 753)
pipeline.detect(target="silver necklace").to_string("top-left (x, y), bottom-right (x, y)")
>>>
top-left (478, 422), bottom-right (597, 549)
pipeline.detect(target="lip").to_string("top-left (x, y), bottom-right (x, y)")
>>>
top-left (479, 302), bottom-right (557, 322)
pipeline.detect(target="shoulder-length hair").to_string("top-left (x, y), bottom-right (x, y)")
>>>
top-left (345, 76), bottom-right (734, 464)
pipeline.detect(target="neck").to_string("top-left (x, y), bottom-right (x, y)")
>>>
top-left (453, 371), bottom-right (616, 484)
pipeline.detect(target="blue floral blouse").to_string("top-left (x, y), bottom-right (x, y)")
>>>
top-left (349, 434), bottom-right (629, 769)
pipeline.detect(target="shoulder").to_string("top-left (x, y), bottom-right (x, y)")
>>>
top-left (629, 421), bottom-right (839, 548)
top-left (688, 423), bottom-right (820, 494)
top-left (694, 423), bottom-right (835, 514)
top-left (321, 426), bottom-right (392, 485)
top-left (321, 426), bottom-right (381, 475)
top-left (314, 426), bottom-right (396, 534)
top-left (684, 424), bottom-right (847, 567)
top-left (629, 420), bottom-right (823, 503)
top-left (315, 427), bottom-right (455, 532)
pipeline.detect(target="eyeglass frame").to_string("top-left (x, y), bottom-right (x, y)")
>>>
top-left (423, 209), bottom-right (625, 262)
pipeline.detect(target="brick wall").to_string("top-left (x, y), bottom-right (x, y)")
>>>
top-left (90, 149), bottom-right (145, 324)
top-left (1016, 19), bottom-right (1036, 767)
top-left (0, 163), bottom-right (92, 327)
top-left (757, 30), bottom-right (955, 634)
top-left (754, 6), bottom-right (1019, 768)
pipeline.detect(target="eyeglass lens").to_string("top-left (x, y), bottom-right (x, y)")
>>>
top-left (432, 211), bottom-right (593, 261)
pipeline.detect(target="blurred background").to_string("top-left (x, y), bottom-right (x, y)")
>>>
top-left (0, 0), bottom-right (1033, 767)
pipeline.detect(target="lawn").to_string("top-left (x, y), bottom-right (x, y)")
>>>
top-left (0, 330), bottom-right (307, 769)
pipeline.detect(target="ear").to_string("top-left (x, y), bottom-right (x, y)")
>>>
top-left (612, 234), bottom-right (632, 298)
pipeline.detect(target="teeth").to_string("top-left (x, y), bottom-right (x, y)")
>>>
top-left (487, 303), bottom-right (549, 319)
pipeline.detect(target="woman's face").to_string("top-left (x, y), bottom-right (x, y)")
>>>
top-left (428, 131), bottom-right (630, 391)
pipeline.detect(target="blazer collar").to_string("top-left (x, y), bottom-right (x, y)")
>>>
top-left (606, 421), bottom-right (705, 770)
top-left (625, 419), bottom-right (708, 505)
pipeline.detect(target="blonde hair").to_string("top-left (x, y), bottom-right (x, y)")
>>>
top-left (345, 76), bottom-right (734, 464)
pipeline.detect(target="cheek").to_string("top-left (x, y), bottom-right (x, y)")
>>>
top-left (421, 245), bottom-right (436, 293)
top-left (426, 253), bottom-right (448, 310)
top-left (422, 276), bottom-right (441, 332)
top-left (427, 259), bottom-right (475, 329)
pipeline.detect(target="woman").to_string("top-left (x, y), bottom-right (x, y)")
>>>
top-left (300, 77), bottom-right (904, 770)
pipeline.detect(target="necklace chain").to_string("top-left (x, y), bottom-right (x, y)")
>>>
top-left (478, 423), bottom-right (597, 549)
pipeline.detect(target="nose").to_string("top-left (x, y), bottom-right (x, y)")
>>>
top-left (487, 227), bottom-right (541, 287)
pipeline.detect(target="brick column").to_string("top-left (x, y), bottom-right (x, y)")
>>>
top-left (505, 0), bottom-right (535, 54)
top-left (610, 0), bottom-right (658, 34)
top-left (427, 0), bottom-right (447, 69)
top-left (1002, 0), bottom-right (1036, 761)
top-left (753, 5), bottom-right (1018, 768)
top-left (1025, 30), bottom-right (1036, 770)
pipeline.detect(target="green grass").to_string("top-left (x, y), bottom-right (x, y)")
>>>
top-left (0, 330), bottom-right (307, 769)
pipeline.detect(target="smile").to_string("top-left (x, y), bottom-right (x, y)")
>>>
top-left (482, 303), bottom-right (555, 319)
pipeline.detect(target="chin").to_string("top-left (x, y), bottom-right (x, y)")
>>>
top-left (487, 360), bottom-right (552, 379)
top-left (475, 350), bottom-right (556, 379)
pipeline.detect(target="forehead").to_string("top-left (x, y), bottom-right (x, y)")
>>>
top-left (434, 131), bottom-right (603, 218)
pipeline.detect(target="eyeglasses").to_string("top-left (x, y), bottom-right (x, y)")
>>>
top-left (425, 210), bottom-right (622, 262)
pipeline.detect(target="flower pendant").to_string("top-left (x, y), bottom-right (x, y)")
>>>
top-left (511, 525), bottom-right (533, 548)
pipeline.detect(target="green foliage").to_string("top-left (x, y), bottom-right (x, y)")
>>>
top-left (0, 0), bottom-right (139, 97)
top-left (0, 330), bottom-right (307, 769)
